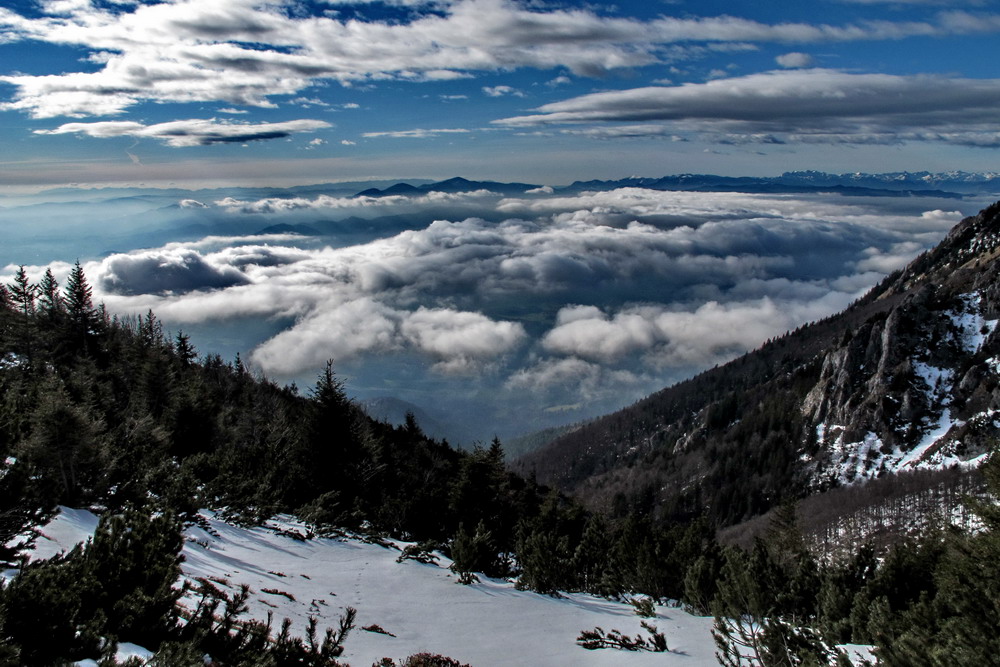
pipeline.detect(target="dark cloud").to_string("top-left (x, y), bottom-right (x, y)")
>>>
top-left (34, 118), bottom-right (331, 147)
top-left (100, 247), bottom-right (250, 295)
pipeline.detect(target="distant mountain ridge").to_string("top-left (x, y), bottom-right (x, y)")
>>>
top-left (515, 201), bottom-right (1000, 527)
top-left (352, 171), bottom-right (1000, 199)
top-left (355, 176), bottom-right (541, 197)
top-left (557, 172), bottom-right (983, 198)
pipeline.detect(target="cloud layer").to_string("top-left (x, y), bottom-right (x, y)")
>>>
top-left (2, 0), bottom-right (997, 121)
top-left (497, 68), bottom-right (1000, 147)
top-left (24, 187), bottom-right (957, 431)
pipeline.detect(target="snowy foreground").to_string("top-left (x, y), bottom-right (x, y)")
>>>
top-left (27, 508), bottom-right (720, 666)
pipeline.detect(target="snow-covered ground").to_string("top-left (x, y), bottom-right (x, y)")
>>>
top-left (25, 508), bottom-right (720, 666)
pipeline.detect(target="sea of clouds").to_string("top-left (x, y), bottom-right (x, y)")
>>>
top-left (3, 187), bottom-right (972, 440)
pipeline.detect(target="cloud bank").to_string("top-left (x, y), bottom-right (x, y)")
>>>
top-left (497, 69), bottom-right (1000, 147)
top-left (27, 187), bottom-right (957, 432)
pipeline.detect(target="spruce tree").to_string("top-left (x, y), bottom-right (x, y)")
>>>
top-left (63, 260), bottom-right (98, 353)
top-left (37, 268), bottom-right (62, 315)
top-left (8, 266), bottom-right (35, 318)
top-left (64, 260), bottom-right (93, 323)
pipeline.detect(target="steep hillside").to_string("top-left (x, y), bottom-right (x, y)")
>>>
top-left (516, 202), bottom-right (1000, 526)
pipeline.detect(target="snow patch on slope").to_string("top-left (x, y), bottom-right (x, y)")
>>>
top-left (949, 292), bottom-right (997, 354)
top-left (20, 509), bottom-right (720, 666)
top-left (813, 290), bottom-right (998, 485)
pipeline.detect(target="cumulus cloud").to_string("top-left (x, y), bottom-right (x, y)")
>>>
top-left (541, 297), bottom-right (859, 368)
top-left (34, 118), bottom-right (331, 146)
top-left (496, 69), bottom-right (1000, 147)
top-left (1, 0), bottom-right (996, 119)
top-left (400, 307), bottom-right (526, 373)
top-left (483, 85), bottom-right (524, 97)
top-left (776, 52), bottom-right (813, 68)
top-left (250, 300), bottom-right (524, 376)
top-left (504, 357), bottom-right (645, 402)
top-left (96, 245), bottom-right (292, 295)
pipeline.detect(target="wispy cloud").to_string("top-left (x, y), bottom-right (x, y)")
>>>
top-left (483, 85), bottom-right (524, 97)
top-left (362, 128), bottom-right (470, 138)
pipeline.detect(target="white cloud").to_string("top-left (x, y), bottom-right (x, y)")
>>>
top-left (483, 85), bottom-right (524, 97)
top-left (362, 128), bottom-right (470, 139)
top-left (215, 188), bottom-right (498, 214)
top-left (775, 52), bottom-right (813, 68)
top-left (504, 357), bottom-right (645, 401)
top-left (2, 0), bottom-right (996, 119)
top-left (65, 187), bottom-right (958, 394)
top-left (400, 307), bottom-right (526, 373)
top-left (496, 69), bottom-right (1000, 147)
top-left (34, 118), bottom-right (331, 147)
top-left (249, 300), bottom-right (524, 376)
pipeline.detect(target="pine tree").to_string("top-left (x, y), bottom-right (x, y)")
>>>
top-left (174, 331), bottom-right (196, 365)
top-left (301, 360), bottom-right (362, 513)
top-left (571, 514), bottom-right (612, 594)
top-left (449, 521), bottom-right (495, 584)
top-left (63, 260), bottom-right (98, 353)
top-left (37, 268), bottom-right (62, 315)
top-left (7, 266), bottom-right (36, 360)
top-left (8, 266), bottom-right (35, 318)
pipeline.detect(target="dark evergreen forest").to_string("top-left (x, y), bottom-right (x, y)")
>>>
top-left (0, 264), bottom-right (997, 666)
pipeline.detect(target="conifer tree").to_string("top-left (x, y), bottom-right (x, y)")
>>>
top-left (64, 260), bottom-right (93, 323)
top-left (449, 520), bottom-right (495, 584)
top-left (7, 266), bottom-right (36, 360)
top-left (37, 268), bottom-right (62, 315)
top-left (174, 331), bottom-right (196, 365)
top-left (63, 260), bottom-right (99, 353)
top-left (302, 360), bottom-right (362, 513)
top-left (571, 514), bottom-right (612, 594)
top-left (8, 266), bottom-right (35, 318)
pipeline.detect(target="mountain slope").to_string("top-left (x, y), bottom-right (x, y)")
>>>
top-left (25, 507), bottom-right (720, 667)
top-left (516, 202), bottom-right (1000, 526)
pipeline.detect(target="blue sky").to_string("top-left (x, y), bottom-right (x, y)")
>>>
top-left (3, 0), bottom-right (1000, 191)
